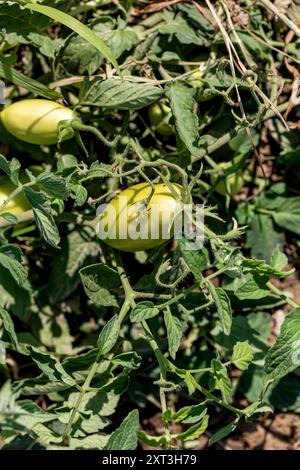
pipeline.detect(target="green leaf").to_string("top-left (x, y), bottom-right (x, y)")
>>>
top-left (23, 188), bottom-right (60, 249)
top-left (231, 341), bottom-right (254, 370)
top-left (97, 315), bottom-right (120, 356)
top-left (25, 3), bottom-right (119, 73)
top-left (27, 32), bottom-right (61, 59)
top-left (272, 197), bottom-right (300, 235)
top-left (130, 302), bottom-right (160, 322)
top-left (242, 257), bottom-right (293, 278)
top-left (81, 78), bottom-right (163, 110)
top-left (163, 309), bottom-right (183, 360)
top-left (166, 81), bottom-right (199, 155)
top-left (138, 431), bottom-right (166, 447)
top-left (175, 414), bottom-right (209, 442)
top-left (0, 268), bottom-right (31, 322)
top-left (242, 401), bottom-right (273, 418)
top-left (160, 11), bottom-right (207, 46)
top-left (48, 229), bottom-right (99, 303)
top-left (265, 309), bottom-right (300, 382)
top-left (209, 285), bottom-right (232, 335)
top-left (36, 172), bottom-right (70, 199)
top-left (179, 238), bottom-right (209, 281)
top-left (68, 434), bottom-right (109, 450)
top-left (209, 418), bottom-right (239, 446)
top-left (112, 352), bottom-right (142, 370)
top-left (105, 409), bottom-right (139, 450)
top-left (232, 273), bottom-right (270, 300)
top-left (0, 58), bottom-right (61, 100)
top-left (59, 35), bottom-right (102, 75)
top-left (185, 371), bottom-right (198, 395)
top-left (271, 245), bottom-right (289, 271)
top-left (213, 315), bottom-right (269, 366)
top-left (101, 26), bottom-right (139, 59)
top-left (0, 252), bottom-right (28, 288)
top-left (246, 214), bottom-right (284, 263)
top-left (168, 403), bottom-right (207, 424)
top-left (79, 263), bottom-right (120, 307)
top-left (0, 305), bottom-right (22, 353)
top-left (27, 346), bottom-right (76, 387)
top-left (210, 359), bottom-right (232, 404)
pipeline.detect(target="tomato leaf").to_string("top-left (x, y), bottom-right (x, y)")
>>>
top-left (105, 409), bottom-right (139, 450)
top-left (166, 81), bottom-right (200, 155)
top-left (164, 309), bottom-right (184, 360)
top-left (265, 309), bottom-right (300, 383)
top-left (97, 315), bottom-right (120, 356)
top-left (79, 263), bottom-right (120, 307)
top-left (209, 284), bottom-right (232, 335)
top-left (80, 78), bottom-right (163, 110)
top-left (23, 188), bottom-right (60, 249)
top-left (130, 302), bottom-right (160, 322)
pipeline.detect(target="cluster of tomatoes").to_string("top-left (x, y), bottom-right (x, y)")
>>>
top-left (0, 95), bottom-right (244, 252)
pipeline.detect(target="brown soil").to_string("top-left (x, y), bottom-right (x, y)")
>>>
top-left (141, 411), bottom-right (300, 450)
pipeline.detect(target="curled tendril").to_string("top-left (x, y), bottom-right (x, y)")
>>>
top-left (155, 257), bottom-right (190, 289)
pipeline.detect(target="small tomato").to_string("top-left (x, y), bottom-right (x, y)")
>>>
top-left (188, 70), bottom-right (204, 89)
top-left (0, 99), bottom-right (74, 145)
top-left (210, 162), bottom-right (244, 196)
top-left (148, 102), bottom-right (173, 136)
top-left (98, 182), bottom-right (183, 252)
top-left (0, 177), bottom-right (30, 216)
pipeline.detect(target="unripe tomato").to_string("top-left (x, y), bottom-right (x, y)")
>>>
top-left (210, 162), bottom-right (244, 196)
top-left (98, 182), bottom-right (183, 252)
top-left (0, 99), bottom-right (74, 145)
top-left (0, 177), bottom-right (30, 216)
top-left (148, 102), bottom-right (173, 136)
top-left (188, 70), bottom-right (204, 89)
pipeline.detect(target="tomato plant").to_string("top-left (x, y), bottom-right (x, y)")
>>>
top-left (0, 0), bottom-right (300, 454)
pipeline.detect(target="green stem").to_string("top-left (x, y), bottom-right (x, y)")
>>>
top-left (71, 121), bottom-right (121, 149)
top-left (267, 281), bottom-right (299, 309)
top-left (202, 266), bottom-right (230, 285)
top-left (192, 96), bottom-right (300, 162)
top-left (142, 319), bottom-right (171, 447)
top-left (198, 386), bottom-right (243, 417)
top-left (62, 349), bottom-right (102, 443)
top-left (62, 250), bottom-right (135, 442)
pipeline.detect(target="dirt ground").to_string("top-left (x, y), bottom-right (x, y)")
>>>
top-left (141, 412), bottom-right (300, 450)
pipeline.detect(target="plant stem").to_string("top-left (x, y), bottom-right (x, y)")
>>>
top-left (62, 250), bottom-right (135, 442)
top-left (62, 349), bottom-right (102, 444)
top-left (267, 281), bottom-right (299, 309)
top-left (142, 320), bottom-right (171, 447)
top-left (192, 96), bottom-right (300, 162)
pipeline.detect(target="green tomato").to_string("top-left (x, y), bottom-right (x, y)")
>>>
top-left (0, 99), bottom-right (74, 145)
top-left (0, 177), bottom-right (30, 216)
top-left (148, 102), bottom-right (173, 136)
top-left (210, 162), bottom-right (244, 196)
top-left (188, 70), bottom-right (204, 89)
top-left (98, 182), bottom-right (183, 252)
